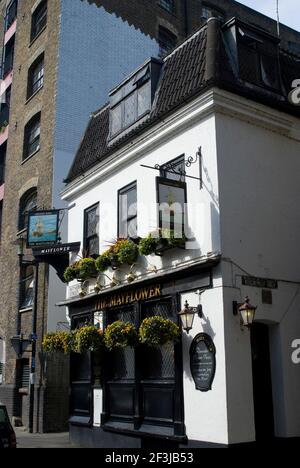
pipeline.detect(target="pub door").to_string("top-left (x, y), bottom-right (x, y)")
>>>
top-left (250, 323), bottom-right (275, 441)
top-left (103, 297), bottom-right (184, 436)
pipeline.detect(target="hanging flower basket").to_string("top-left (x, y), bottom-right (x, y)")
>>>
top-left (138, 234), bottom-right (157, 256)
top-left (64, 258), bottom-right (97, 283)
top-left (104, 321), bottom-right (138, 350)
top-left (139, 316), bottom-right (180, 346)
top-left (73, 326), bottom-right (104, 354)
top-left (42, 331), bottom-right (73, 355)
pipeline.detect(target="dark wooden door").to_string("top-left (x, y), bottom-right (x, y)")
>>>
top-left (105, 306), bottom-right (136, 423)
top-left (250, 323), bottom-right (275, 441)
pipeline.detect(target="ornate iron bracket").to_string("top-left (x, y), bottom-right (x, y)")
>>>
top-left (141, 146), bottom-right (203, 189)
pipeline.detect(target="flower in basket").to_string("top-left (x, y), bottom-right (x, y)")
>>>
top-left (139, 316), bottom-right (180, 346)
top-left (138, 234), bottom-right (157, 256)
top-left (63, 262), bottom-right (81, 283)
top-left (104, 321), bottom-right (138, 350)
top-left (95, 249), bottom-right (112, 272)
top-left (114, 239), bottom-right (138, 266)
top-left (42, 331), bottom-right (73, 355)
top-left (78, 258), bottom-right (98, 280)
top-left (73, 326), bottom-right (104, 354)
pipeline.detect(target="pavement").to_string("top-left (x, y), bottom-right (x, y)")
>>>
top-left (15, 428), bottom-right (76, 449)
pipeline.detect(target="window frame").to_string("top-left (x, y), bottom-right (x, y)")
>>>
top-left (19, 265), bottom-right (34, 311)
top-left (158, 0), bottom-right (175, 14)
top-left (31, 0), bottom-right (47, 42)
top-left (158, 26), bottom-right (177, 57)
top-left (83, 203), bottom-right (100, 258)
top-left (27, 53), bottom-right (44, 99)
top-left (23, 113), bottom-right (41, 161)
top-left (18, 188), bottom-right (38, 232)
top-left (156, 176), bottom-right (187, 236)
top-left (237, 27), bottom-right (281, 92)
top-left (118, 181), bottom-right (137, 239)
top-left (109, 68), bottom-right (151, 139)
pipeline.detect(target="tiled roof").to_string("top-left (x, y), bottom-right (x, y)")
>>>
top-left (65, 19), bottom-right (300, 184)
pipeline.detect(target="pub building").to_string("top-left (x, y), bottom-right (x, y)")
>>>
top-left (59, 18), bottom-right (300, 448)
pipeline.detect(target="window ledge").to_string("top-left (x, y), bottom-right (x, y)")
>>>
top-left (25, 85), bottom-right (44, 105)
top-left (19, 307), bottom-right (33, 314)
top-left (102, 421), bottom-right (187, 442)
top-left (29, 26), bottom-right (47, 48)
top-left (21, 148), bottom-right (40, 165)
top-left (18, 388), bottom-right (29, 395)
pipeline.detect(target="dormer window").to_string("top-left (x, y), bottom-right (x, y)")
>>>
top-left (109, 59), bottom-right (161, 141)
top-left (237, 26), bottom-right (280, 91)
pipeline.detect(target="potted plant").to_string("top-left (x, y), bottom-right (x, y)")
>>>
top-left (63, 262), bottom-right (80, 283)
top-left (73, 326), bottom-right (104, 354)
top-left (42, 331), bottom-right (73, 355)
top-left (138, 234), bottom-right (157, 256)
top-left (114, 239), bottom-right (138, 266)
top-left (104, 321), bottom-right (138, 350)
top-left (95, 250), bottom-right (112, 272)
top-left (139, 316), bottom-right (180, 346)
top-left (78, 258), bottom-right (97, 280)
top-left (168, 230), bottom-right (187, 249)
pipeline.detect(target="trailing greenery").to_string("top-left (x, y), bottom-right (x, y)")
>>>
top-left (104, 321), bottom-right (138, 350)
top-left (42, 332), bottom-right (74, 355)
top-left (139, 316), bottom-right (180, 346)
top-left (95, 250), bottom-right (112, 272)
top-left (115, 239), bottom-right (138, 265)
top-left (78, 258), bottom-right (97, 279)
top-left (64, 231), bottom-right (187, 282)
top-left (138, 234), bottom-right (157, 256)
top-left (63, 262), bottom-right (81, 283)
top-left (73, 326), bottom-right (104, 354)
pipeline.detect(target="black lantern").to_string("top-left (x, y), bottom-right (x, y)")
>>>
top-left (233, 296), bottom-right (257, 328)
top-left (178, 300), bottom-right (203, 334)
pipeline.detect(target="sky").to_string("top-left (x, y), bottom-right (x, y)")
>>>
top-left (237, 0), bottom-right (299, 32)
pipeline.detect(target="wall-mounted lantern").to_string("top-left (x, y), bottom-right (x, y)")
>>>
top-left (178, 300), bottom-right (203, 334)
top-left (233, 296), bottom-right (257, 329)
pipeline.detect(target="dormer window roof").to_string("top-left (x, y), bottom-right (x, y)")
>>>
top-left (108, 58), bottom-right (162, 143)
top-left (224, 19), bottom-right (281, 92)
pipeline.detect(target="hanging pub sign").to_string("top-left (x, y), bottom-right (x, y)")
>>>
top-left (27, 210), bottom-right (60, 247)
top-left (190, 333), bottom-right (216, 392)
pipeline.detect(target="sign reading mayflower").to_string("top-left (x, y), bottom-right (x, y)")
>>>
top-left (95, 285), bottom-right (162, 310)
top-left (27, 210), bottom-right (60, 247)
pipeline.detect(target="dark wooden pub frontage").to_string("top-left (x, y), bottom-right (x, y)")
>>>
top-left (65, 264), bottom-right (215, 448)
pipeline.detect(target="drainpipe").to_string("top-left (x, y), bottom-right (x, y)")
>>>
top-left (28, 262), bottom-right (39, 434)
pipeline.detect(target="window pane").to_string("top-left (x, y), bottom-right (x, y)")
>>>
top-left (119, 184), bottom-right (137, 238)
top-left (111, 104), bottom-right (122, 136)
top-left (31, 58), bottom-right (44, 94)
top-left (86, 206), bottom-right (99, 238)
top-left (84, 205), bottom-right (99, 256)
top-left (32, 1), bottom-right (47, 39)
top-left (159, 0), bottom-right (175, 13)
top-left (124, 93), bottom-right (136, 128)
top-left (127, 217), bottom-right (137, 238)
top-left (87, 236), bottom-right (99, 258)
top-left (158, 182), bottom-right (185, 234)
top-left (19, 190), bottom-right (37, 230)
top-left (137, 83), bottom-right (151, 117)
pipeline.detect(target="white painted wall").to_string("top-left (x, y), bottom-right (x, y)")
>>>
top-left (181, 266), bottom-right (229, 445)
top-left (66, 111), bottom-right (221, 289)
top-left (216, 97), bottom-right (300, 440)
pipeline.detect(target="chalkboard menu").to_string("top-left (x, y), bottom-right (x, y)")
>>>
top-left (190, 334), bottom-right (216, 392)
